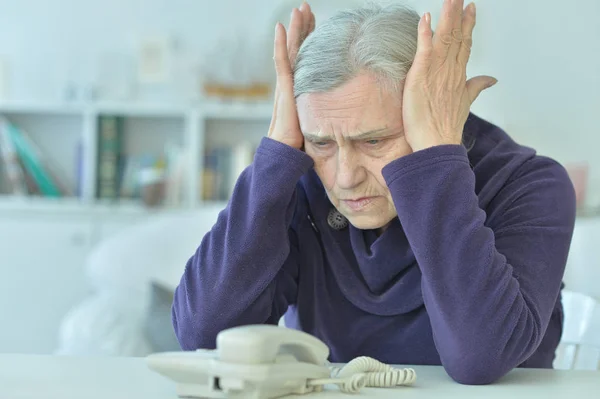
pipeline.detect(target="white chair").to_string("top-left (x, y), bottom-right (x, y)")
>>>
top-left (55, 206), bottom-right (224, 356)
top-left (563, 217), bottom-right (600, 299)
top-left (554, 290), bottom-right (600, 370)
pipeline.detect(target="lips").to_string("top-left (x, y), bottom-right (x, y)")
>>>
top-left (342, 197), bottom-right (376, 211)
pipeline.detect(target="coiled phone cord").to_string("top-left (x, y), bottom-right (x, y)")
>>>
top-left (309, 356), bottom-right (417, 393)
top-left (307, 373), bottom-right (367, 394)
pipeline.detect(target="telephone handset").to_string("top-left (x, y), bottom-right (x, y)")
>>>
top-left (216, 324), bottom-right (329, 366)
top-left (146, 324), bottom-right (416, 399)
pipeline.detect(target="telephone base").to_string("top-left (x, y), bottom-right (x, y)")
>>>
top-left (147, 351), bottom-right (330, 399)
top-left (174, 380), bottom-right (321, 399)
top-left (146, 325), bottom-right (417, 398)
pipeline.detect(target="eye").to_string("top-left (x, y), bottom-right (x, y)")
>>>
top-left (365, 139), bottom-right (381, 145)
top-left (308, 140), bottom-right (335, 154)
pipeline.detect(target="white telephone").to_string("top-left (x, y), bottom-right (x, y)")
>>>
top-left (146, 324), bottom-right (416, 399)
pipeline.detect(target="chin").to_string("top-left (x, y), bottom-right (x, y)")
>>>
top-left (345, 212), bottom-right (395, 231)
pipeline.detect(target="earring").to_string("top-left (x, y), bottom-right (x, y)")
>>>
top-left (327, 208), bottom-right (349, 230)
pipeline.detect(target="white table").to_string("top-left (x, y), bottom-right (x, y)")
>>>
top-left (1, 354), bottom-right (599, 399)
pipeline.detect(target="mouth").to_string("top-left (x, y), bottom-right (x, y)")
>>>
top-left (341, 197), bottom-right (377, 212)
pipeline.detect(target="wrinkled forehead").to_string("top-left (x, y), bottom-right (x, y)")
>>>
top-left (296, 74), bottom-right (404, 138)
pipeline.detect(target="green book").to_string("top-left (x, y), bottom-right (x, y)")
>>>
top-left (96, 115), bottom-right (123, 200)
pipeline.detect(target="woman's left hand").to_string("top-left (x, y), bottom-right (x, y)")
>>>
top-left (402, 0), bottom-right (497, 153)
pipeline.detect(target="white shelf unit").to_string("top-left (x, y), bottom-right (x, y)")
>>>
top-left (0, 100), bottom-right (273, 213)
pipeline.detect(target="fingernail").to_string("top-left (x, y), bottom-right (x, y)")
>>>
top-left (470, 3), bottom-right (476, 15)
top-left (489, 78), bottom-right (498, 87)
top-left (425, 12), bottom-right (431, 24)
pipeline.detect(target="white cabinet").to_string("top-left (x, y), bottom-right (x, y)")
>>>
top-left (0, 99), bottom-right (272, 354)
top-left (90, 215), bottom-right (146, 245)
top-left (0, 214), bottom-right (94, 354)
top-left (0, 205), bottom-right (181, 354)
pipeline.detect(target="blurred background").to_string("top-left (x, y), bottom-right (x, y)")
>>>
top-left (0, 0), bottom-right (598, 366)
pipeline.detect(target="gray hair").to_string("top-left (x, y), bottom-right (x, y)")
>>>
top-left (293, 2), bottom-right (421, 98)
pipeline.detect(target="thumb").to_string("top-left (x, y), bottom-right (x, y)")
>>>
top-left (466, 76), bottom-right (498, 104)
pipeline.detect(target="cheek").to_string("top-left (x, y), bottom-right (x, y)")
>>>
top-left (364, 159), bottom-right (390, 188)
top-left (308, 153), bottom-right (337, 190)
top-left (377, 137), bottom-right (413, 165)
top-left (390, 137), bottom-right (413, 158)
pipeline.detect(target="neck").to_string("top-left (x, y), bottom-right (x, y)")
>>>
top-left (376, 222), bottom-right (392, 237)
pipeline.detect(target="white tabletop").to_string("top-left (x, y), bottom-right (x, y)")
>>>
top-left (0, 354), bottom-right (599, 399)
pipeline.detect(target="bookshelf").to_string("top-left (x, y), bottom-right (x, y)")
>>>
top-left (0, 100), bottom-right (272, 214)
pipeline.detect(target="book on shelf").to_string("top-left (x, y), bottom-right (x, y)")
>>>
top-left (0, 116), bottom-right (72, 198)
top-left (202, 141), bottom-right (256, 202)
top-left (0, 113), bottom-right (189, 207)
top-left (97, 114), bottom-right (189, 207)
top-left (0, 118), bottom-right (28, 196)
top-left (96, 115), bottom-right (123, 200)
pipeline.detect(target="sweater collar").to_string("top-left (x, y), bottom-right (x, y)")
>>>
top-left (301, 170), bottom-right (424, 316)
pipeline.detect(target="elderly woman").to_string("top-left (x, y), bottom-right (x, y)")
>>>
top-left (172, 0), bottom-right (576, 385)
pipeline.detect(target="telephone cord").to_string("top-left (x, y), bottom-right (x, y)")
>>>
top-left (329, 356), bottom-right (417, 389)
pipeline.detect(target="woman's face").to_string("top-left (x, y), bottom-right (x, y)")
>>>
top-left (297, 73), bottom-right (412, 231)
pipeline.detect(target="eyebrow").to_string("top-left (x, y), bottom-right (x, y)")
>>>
top-left (303, 128), bottom-right (392, 142)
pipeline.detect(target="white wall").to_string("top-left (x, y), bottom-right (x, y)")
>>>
top-left (0, 0), bottom-right (598, 193)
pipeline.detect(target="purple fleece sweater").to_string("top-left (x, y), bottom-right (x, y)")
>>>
top-left (172, 113), bottom-right (576, 385)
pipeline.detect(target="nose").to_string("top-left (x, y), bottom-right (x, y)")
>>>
top-left (335, 145), bottom-right (365, 190)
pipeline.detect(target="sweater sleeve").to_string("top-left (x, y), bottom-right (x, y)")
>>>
top-left (172, 137), bottom-right (314, 350)
top-left (382, 145), bottom-right (576, 385)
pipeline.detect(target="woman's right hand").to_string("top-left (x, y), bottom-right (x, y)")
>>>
top-left (267, 2), bottom-right (315, 150)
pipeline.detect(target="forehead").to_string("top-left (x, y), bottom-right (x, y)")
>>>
top-left (296, 73), bottom-right (403, 137)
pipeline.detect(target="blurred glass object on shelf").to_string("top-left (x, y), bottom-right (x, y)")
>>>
top-left (566, 163), bottom-right (589, 210)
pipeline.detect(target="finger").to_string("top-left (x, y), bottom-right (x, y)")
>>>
top-left (307, 3), bottom-right (316, 34)
top-left (268, 83), bottom-right (280, 137)
top-left (287, 8), bottom-right (304, 67)
top-left (269, 24), bottom-right (284, 136)
top-left (458, 2), bottom-right (476, 65)
top-left (274, 23), bottom-right (295, 99)
top-left (299, 2), bottom-right (311, 41)
top-left (466, 75), bottom-right (498, 104)
top-left (412, 13), bottom-right (434, 70)
top-left (447, 0), bottom-right (466, 60)
top-left (269, 24), bottom-right (282, 137)
top-left (432, 0), bottom-right (463, 57)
